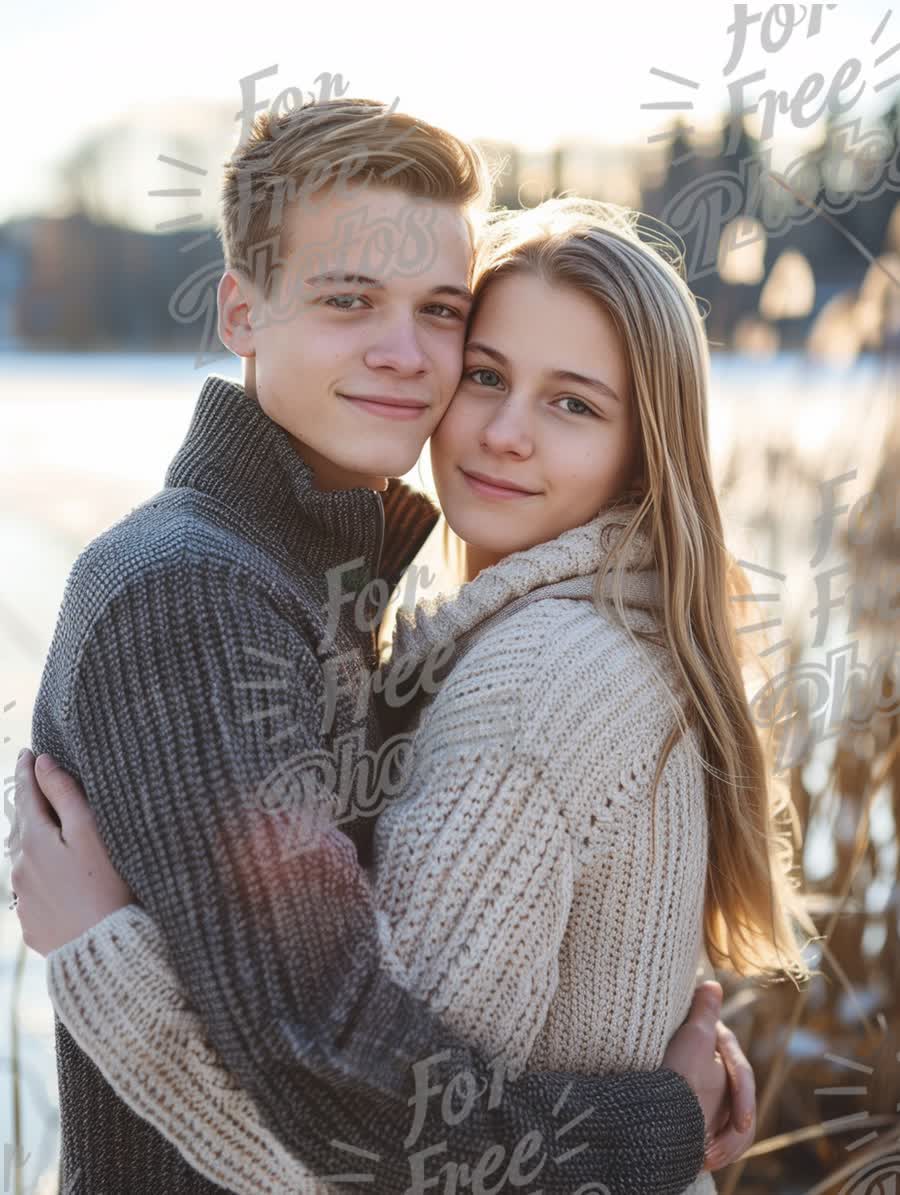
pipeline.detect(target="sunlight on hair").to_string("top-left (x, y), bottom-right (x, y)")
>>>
top-left (759, 250), bottom-right (816, 322)
top-left (717, 217), bottom-right (767, 286)
top-left (461, 195), bottom-right (816, 982)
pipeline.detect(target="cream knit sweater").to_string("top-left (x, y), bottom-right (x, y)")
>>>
top-left (46, 506), bottom-right (715, 1194)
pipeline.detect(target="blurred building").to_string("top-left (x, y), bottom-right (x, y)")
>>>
top-left (1, 97), bottom-right (898, 358)
top-left (8, 214), bottom-right (223, 351)
top-left (0, 227), bottom-right (28, 349)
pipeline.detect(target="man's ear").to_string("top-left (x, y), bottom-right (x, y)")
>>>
top-left (217, 270), bottom-right (256, 358)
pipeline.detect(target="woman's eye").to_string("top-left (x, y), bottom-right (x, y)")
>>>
top-left (557, 396), bottom-right (597, 417)
top-left (324, 295), bottom-right (368, 311)
top-left (467, 367), bottom-right (503, 388)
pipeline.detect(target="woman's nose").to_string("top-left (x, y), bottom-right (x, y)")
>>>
top-left (480, 399), bottom-right (533, 457)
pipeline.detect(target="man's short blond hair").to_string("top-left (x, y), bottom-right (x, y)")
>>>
top-left (220, 98), bottom-right (493, 291)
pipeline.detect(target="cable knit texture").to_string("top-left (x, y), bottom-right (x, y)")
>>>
top-left (42, 423), bottom-right (712, 1195)
top-left (376, 513), bottom-right (716, 1195)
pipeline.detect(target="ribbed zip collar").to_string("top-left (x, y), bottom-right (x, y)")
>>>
top-left (165, 374), bottom-right (384, 581)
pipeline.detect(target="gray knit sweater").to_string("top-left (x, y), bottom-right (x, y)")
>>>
top-left (32, 375), bottom-right (706, 1194)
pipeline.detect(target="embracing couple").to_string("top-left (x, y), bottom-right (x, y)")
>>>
top-left (10, 97), bottom-right (812, 1194)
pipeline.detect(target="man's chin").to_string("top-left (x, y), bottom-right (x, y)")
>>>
top-left (349, 449), bottom-right (423, 482)
top-left (315, 453), bottom-right (418, 492)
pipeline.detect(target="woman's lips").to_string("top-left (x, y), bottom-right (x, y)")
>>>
top-left (340, 394), bottom-right (429, 421)
top-left (459, 468), bottom-right (541, 500)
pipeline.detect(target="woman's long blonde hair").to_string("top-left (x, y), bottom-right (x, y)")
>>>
top-left (466, 197), bottom-right (816, 983)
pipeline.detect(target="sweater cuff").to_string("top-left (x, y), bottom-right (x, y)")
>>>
top-left (46, 903), bottom-right (179, 1034)
top-left (46, 902), bottom-right (151, 962)
top-left (570, 1064), bottom-right (706, 1194)
top-left (523, 1065), bottom-right (706, 1195)
top-left (649, 1067), bottom-right (708, 1192)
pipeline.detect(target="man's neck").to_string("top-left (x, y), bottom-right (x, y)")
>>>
top-left (289, 435), bottom-right (389, 494)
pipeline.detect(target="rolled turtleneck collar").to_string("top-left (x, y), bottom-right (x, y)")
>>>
top-left (164, 374), bottom-right (384, 579)
top-left (391, 503), bottom-right (663, 672)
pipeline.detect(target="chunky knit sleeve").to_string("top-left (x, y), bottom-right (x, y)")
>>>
top-left (40, 556), bottom-right (706, 1195)
top-left (45, 674), bottom-right (576, 1193)
top-left (47, 904), bottom-right (322, 1194)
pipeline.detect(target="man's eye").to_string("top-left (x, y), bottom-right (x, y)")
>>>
top-left (556, 396), bottom-right (598, 417)
top-left (324, 295), bottom-right (368, 311)
top-left (423, 303), bottom-right (463, 320)
top-left (466, 367), bottom-right (502, 388)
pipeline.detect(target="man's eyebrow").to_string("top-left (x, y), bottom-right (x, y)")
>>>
top-left (465, 341), bottom-right (622, 404)
top-left (303, 274), bottom-right (473, 304)
top-left (304, 273), bottom-right (384, 288)
top-left (430, 285), bottom-right (474, 303)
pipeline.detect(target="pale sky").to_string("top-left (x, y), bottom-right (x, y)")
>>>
top-left (4, 0), bottom-right (899, 224)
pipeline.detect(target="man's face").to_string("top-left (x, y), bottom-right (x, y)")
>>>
top-left (223, 184), bottom-right (474, 490)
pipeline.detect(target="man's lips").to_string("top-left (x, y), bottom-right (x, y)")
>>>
top-left (460, 468), bottom-right (542, 498)
top-left (339, 393), bottom-right (430, 422)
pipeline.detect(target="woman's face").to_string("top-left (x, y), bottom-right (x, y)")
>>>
top-left (430, 270), bottom-right (640, 563)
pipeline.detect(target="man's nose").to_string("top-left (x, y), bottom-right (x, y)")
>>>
top-left (364, 317), bottom-right (428, 374)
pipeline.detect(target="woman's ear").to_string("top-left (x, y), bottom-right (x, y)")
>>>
top-left (217, 270), bottom-right (256, 358)
top-left (629, 440), bottom-right (647, 498)
top-left (621, 460), bottom-right (646, 503)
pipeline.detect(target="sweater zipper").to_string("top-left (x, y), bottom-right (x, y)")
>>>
top-left (373, 488), bottom-right (385, 583)
top-left (367, 491), bottom-right (386, 669)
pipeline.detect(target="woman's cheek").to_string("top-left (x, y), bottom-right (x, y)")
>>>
top-left (432, 400), bottom-right (471, 459)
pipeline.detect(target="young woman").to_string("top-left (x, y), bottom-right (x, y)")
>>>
top-left (14, 198), bottom-right (810, 1192)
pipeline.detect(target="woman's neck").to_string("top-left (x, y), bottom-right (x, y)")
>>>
top-left (462, 540), bottom-right (504, 583)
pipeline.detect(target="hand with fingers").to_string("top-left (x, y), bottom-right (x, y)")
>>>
top-left (706, 1017), bottom-right (757, 1170)
top-left (4, 783), bottom-right (20, 872)
top-left (662, 981), bottom-right (757, 1173)
top-left (9, 749), bottom-right (135, 955)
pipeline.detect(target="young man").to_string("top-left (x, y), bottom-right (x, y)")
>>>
top-left (18, 99), bottom-right (749, 1193)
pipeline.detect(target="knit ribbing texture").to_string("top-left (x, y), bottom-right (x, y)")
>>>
top-left (37, 376), bottom-right (708, 1194)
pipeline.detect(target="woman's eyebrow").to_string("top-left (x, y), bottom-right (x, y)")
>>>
top-left (465, 342), bottom-right (621, 404)
top-left (551, 369), bottom-right (622, 404)
top-left (465, 340), bottom-right (508, 364)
